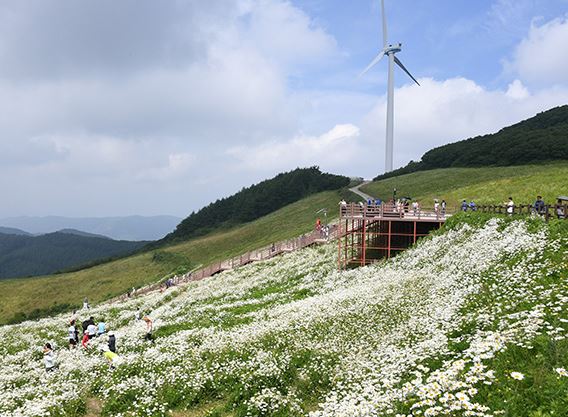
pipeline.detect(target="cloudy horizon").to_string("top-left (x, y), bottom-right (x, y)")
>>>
top-left (1, 0), bottom-right (567, 218)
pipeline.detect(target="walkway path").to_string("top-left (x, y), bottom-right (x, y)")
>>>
top-left (349, 181), bottom-right (375, 201)
top-left (110, 224), bottom-right (340, 303)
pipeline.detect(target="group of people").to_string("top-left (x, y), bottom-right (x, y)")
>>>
top-left (43, 314), bottom-right (119, 372)
top-left (315, 218), bottom-right (330, 239)
top-left (460, 200), bottom-right (477, 212)
top-left (73, 316), bottom-right (111, 348)
top-left (43, 312), bottom-right (154, 372)
top-left (342, 195), bottom-right (567, 220)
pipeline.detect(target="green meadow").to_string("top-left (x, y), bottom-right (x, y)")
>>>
top-left (0, 190), bottom-right (350, 324)
top-left (361, 162), bottom-right (568, 208)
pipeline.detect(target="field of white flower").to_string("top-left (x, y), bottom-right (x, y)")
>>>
top-left (0, 215), bottom-right (566, 417)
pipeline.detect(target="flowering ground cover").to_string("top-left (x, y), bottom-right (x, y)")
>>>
top-left (0, 215), bottom-right (566, 417)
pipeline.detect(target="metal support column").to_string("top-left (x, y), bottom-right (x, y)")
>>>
top-left (387, 220), bottom-right (392, 258)
top-left (413, 221), bottom-right (417, 244)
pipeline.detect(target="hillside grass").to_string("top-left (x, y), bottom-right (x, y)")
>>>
top-left (1, 215), bottom-right (566, 417)
top-left (361, 162), bottom-right (568, 208)
top-left (0, 190), bottom-right (348, 324)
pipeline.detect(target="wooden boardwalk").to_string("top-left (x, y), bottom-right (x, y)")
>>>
top-left (110, 224), bottom-right (339, 303)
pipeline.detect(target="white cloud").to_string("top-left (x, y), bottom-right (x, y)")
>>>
top-left (359, 77), bottom-right (568, 175)
top-left (0, 0), bottom-right (341, 217)
top-left (509, 14), bottom-right (568, 85)
top-left (227, 124), bottom-right (360, 172)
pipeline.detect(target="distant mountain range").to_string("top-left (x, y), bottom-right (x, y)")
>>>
top-left (0, 231), bottom-right (148, 279)
top-left (0, 215), bottom-right (181, 241)
top-left (0, 227), bottom-right (32, 236)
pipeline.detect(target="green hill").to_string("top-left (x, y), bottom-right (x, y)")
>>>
top-left (0, 215), bottom-right (565, 417)
top-left (162, 166), bottom-right (349, 243)
top-left (375, 105), bottom-right (568, 181)
top-left (0, 189), bottom-right (352, 324)
top-left (0, 232), bottom-right (147, 279)
top-left (362, 162), bottom-right (568, 208)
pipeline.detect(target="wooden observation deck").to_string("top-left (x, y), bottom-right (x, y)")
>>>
top-left (338, 203), bottom-right (451, 269)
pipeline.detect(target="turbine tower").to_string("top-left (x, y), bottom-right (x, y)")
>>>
top-left (361, 0), bottom-right (420, 173)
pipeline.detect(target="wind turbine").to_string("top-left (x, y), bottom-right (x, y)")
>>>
top-left (360, 0), bottom-right (420, 173)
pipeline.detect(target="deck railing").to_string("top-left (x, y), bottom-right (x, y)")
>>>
top-left (110, 223), bottom-right (340, 303)
top-left (340, 203), bottom-right (454, 221)
top-left (475, 203), bottom-right (567, 221)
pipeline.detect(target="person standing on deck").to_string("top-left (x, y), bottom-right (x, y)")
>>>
top-left (506, 197), bottom-right (515, 215)
top-left (534, 196), bottom-right (545, 215)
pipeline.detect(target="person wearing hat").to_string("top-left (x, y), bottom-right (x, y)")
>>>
top-left (108, 332), bottom-right (116, 353)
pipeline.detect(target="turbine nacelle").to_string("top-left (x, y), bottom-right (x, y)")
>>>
top-left (384, 43), bottom-right (402, 54)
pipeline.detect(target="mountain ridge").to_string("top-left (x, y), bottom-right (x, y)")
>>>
top-left (374, 105), bottom-right (568, 180)
top-left (0, 215), bottom-right (181, 241)
top-left (0, 232), bottom-right (148, 280)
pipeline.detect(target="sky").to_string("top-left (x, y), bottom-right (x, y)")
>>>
top-left (1, 0), bottom-right (567, 218)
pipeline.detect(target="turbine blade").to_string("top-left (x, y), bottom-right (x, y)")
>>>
top-left (381, 0), bottom-right (388, 48)
top-left (394, 56), bottom-right (420, 86)
top-left (359, 51), bottom-right (385, 77)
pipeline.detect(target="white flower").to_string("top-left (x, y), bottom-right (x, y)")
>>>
top-left (510, 371), bottom-right (525, 380)
top-left (555, 368), bottom-right (568, 377)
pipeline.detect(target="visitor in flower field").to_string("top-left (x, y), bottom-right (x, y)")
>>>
top-left (97, 319), bottom-right (106, 336)
top-left (461, 199), bottom-right (468, 211)
top-left (81, 316), bottom-right (94, 336)
top-left (108, 332), bottom-right (117, 353)
top-left (506, 197), bottom-right (515, 215)
top-left (68, 320), bottom-right (78, 348)
top-left (83, 297), bottom-right (89, 310)
top-left (87, 321), bottom-right (97, 339)
top-left (533, 195), bottom-right (545, 214)
top-left (43, 343), bottom-right (56, 371)
top-left (101, 346), bottom-right (120, 369)
top-left (143, 316), bottom-right (153, 342)
top-left (81, 331), bottom-right (90, 348)
top-left (469, 201), bottom-right (477, 211)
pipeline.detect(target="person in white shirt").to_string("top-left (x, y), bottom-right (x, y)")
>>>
top-left (506, 197), bottom-right (515, 215)
top-left (68, 320), bottom-right (78, 348)
top-left (43, 343), bottom-right (56, 371)
top-left (87, 323), bottom-right (97, 340)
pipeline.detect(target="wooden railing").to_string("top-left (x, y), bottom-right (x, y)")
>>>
top-left (340, 203), bottom-right (454, 221)
top-left (475, 203), bottom-right (567, 221)
top-left (110, 224), bottom-right (340, 303)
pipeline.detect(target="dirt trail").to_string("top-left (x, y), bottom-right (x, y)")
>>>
top-left (85, 397), bottom-right (102, 417)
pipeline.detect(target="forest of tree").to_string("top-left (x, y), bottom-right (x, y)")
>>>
top-left (374, 105), bottom-right (568, 180)
top-left (0, 232), bottom-right (147, 279)
top-left (161, 167), bottom-right (350, 243)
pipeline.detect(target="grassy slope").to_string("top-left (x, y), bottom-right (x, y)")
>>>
top-left (361, 162), bottom-right (568, 208)
top-left (1, 216), bottom-right (566, 417)
top-left (0, 190), bottom-right (347, 324)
